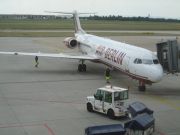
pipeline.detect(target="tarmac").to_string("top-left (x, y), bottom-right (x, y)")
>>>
top-left (0, 36), bottom-right (180, 135)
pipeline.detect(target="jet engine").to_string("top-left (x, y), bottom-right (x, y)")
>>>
top-left (64, 37), bottom-right (78, 49)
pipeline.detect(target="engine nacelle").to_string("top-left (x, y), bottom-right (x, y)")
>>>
top-left (63, 37), bottom-right (78, 49)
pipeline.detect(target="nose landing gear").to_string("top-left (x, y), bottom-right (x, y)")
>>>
top-left (138, 81), bottom-right (146, 91)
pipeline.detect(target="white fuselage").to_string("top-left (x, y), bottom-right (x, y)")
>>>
top-left (76, 33), bottom-right (163, 83)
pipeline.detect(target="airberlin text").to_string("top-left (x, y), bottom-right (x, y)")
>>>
top-left (96, 46), bottom-right (126, 65)
top-left (105, 48), bottom-right (126, 65)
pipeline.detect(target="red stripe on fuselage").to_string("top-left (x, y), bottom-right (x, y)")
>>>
top-left (93, 60), bottom-right (152, 84)
top-left (94, 46), bottom-right (152, 84)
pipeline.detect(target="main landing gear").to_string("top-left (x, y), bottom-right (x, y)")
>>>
top-left (138, 81), bottom-right (146, 91)
top-left (78, 60), bottom-right (86, 72)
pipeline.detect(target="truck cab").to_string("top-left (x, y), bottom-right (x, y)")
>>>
top-left (86, 85), bottom-right (129, 119)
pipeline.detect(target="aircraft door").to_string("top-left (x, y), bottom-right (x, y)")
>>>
top-left (124, 56), bottom-right (130, 72)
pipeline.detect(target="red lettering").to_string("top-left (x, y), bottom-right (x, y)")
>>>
top-left (120, 53), bottom-right (126, 65)
top-left (104, 48), bottom-right (126, 65)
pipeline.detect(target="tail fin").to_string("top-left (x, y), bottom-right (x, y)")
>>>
top-left (72, 11), bottom-right (85, 34)
top-left (45, 10), bottom-right (95, 34)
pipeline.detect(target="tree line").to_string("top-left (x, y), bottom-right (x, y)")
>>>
top-left (0, 14), bottom-right (179, 22)
top-left (80, 15), bottom-right (180, 22)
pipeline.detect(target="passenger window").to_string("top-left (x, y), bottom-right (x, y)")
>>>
top-left (104, 92), bottom-right (112, 103)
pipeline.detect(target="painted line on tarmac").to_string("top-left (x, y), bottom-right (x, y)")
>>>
top-left (156, 129), bottom-right (167, 135)
top-left (0, 123), bottom-right (42, 128)
top-left (0, 78), bottom-right (103, 85)
top-left (0, 122), bottom-right (56, 135)
top-left (44, 123), bottom-right (56, 135)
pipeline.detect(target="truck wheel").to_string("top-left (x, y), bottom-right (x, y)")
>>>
top-left (107, 109), bottom-right (115, 119)
top-left (87, 103), bottom-right (93, 112)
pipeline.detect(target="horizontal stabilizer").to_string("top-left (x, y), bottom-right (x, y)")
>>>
top-left (45, 11), bottom-right (96, 15)
top-left (45, 10), bottom-right (95, 34)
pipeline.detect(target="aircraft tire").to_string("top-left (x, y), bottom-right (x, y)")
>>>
top-left (78, 64), bottom-right (83, 72)
top-left (82, 64), bottom-right (86, 72)
top-left (138, 86), bottom-right (146, 91)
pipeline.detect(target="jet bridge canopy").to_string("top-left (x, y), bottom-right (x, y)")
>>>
top-left (156, 39), bottom-right (180, 73)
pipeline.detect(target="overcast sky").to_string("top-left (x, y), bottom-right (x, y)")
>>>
top-left (0, 0), bottom-right (180, 19)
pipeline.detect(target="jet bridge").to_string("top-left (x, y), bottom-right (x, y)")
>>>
top-left (156, 39), bottom-right (180, 73)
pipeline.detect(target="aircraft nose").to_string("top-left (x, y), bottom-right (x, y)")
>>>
top-left (149, 65), bottom-right (163, 82)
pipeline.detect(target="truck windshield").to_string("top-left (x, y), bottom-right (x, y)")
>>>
top-left (114, 91), bottom-right (128, 101)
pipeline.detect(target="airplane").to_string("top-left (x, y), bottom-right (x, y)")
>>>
top-left (0, 11), bottom-right (163, 91)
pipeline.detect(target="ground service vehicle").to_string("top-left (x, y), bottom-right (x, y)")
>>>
top-left (86, 86), bottom-right (129, 119)
top-left (85, 124), bottom-right (126, 135)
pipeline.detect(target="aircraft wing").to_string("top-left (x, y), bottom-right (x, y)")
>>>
top-left (0, 51), bottom-right (98, 60)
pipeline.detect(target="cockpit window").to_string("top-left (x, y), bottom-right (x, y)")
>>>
top-left (153, 59), bottom-right (159, 64)
top-left (137, 59), bottom-right (142, 64)
top-left (134, 58), bottom-right (159, 65)
top-left (142, 59), bottom-right (153, 64)
top-left (134, 58), bottom-right (155, 64)
top-left (134, 58), bottom-right (138, 63)
top-left (134, 58), bottom-right (142, 64)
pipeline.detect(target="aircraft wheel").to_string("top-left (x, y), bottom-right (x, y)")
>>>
top-left (82, 64), bottom-right (86, 72)
top-left (78, 64), bottom-right (83, 72)
top-left (78, 64), bottom-right (86, 72)
top-left (138, 86), bottom-right (146, 91)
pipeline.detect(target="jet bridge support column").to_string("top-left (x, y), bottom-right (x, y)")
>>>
top-left (156, 39), bottom-right (180, 74)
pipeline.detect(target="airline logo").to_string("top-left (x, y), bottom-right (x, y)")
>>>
top-left (96, 46), bottom-right (126, 65)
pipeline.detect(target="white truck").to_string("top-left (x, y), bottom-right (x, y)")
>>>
top-left (86, 85), bottom-right (130, 119)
